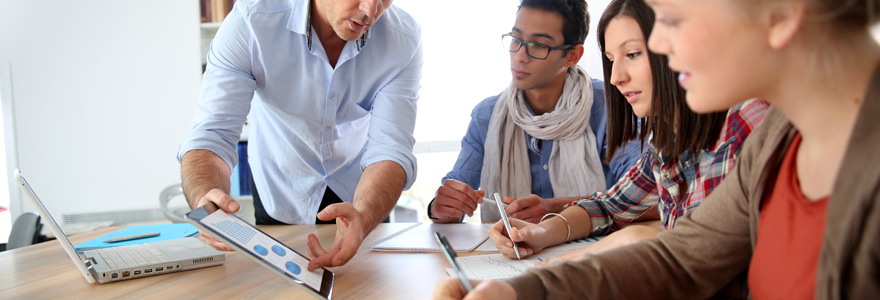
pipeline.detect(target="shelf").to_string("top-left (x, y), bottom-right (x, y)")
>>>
top-left (200, 22), bottom-right (221, 30)
top-left (199, 23), bottom-right (220, 67)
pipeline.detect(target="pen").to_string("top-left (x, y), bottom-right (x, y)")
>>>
top-left (103, 232), bottom-right (161, 243)
top-left (494, 192), bottom-right (521, 260)
top-left (481, 197), bottom-right (509, 209)
top-left (434, 232), bottom-right (474, 292)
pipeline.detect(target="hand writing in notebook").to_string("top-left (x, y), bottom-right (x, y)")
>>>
top-left (488, 217), bottom-right (551, 259)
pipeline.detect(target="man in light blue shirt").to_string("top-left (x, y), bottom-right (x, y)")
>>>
top-left (428, 0), bottom-right (641, 224)
top-left (178, 0), bottom-right (421, 271)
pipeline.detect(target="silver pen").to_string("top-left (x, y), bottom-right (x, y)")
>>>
top-left (481, 196), bottom-right (509, 209)
top-left (494, 192), bottom-right (521, 260)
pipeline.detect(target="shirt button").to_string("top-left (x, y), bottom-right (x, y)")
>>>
top-left (325, 126), bottom-right (331, 131)
top-left (685, 161), bottom-right (691, 167)
top-left (543, 164), bottom-right (549, 170)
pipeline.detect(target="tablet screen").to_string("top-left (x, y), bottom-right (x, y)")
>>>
top-left (186, 203), bottom-right (333, 298)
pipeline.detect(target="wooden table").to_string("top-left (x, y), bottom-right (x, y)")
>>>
top-left (0, 223), bottom-right (462, 299)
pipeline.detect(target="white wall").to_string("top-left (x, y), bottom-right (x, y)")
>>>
top-left (0, 0), bottom-right (201, 220)
top-left (397, 0), bottom-right (610, 144)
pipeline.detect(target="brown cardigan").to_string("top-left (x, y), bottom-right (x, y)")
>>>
top-left (509, 70), bottom-right (880, 299)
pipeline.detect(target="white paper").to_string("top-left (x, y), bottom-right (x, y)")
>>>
top-left (474, 238), bottom-right (501, 252)
top-left (457, 236), bottom-right (603, 279)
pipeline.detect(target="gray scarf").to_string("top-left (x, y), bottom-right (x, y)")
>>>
top-left (480, 66), bottom-right (606, 222)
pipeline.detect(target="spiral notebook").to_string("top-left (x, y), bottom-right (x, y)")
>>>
top-left (370, 223), bottom-right (491, 253)
top-left (452, 236), bottom-right (604, 279)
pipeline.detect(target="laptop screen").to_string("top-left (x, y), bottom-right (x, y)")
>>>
top-left (15, 169), bottom-right (96, 283)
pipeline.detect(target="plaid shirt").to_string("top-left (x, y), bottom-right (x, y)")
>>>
top-left (567, 100), bottom-right (769, 235)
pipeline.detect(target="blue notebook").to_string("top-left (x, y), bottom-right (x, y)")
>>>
top-left (74, 223), bottom-right (200, 252)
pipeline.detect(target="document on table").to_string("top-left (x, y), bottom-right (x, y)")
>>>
top-left (371, 223), bottom-right (491, 252)
top-left (474, 238), bottom-right (501, 252)
top-left (452, 236), bottom-right (603, 279)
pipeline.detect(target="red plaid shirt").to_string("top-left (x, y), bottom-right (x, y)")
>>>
top-left (567, 100), bottom-right (769, 234)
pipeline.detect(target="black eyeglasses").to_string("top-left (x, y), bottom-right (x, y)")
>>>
top-left (502, 33), bottom-right (573, 60)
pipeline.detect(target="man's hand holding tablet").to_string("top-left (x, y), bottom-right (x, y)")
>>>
top-left (186, 203), bottom-right (335, 299)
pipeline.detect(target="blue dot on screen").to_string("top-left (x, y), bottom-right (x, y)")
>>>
top-left (286, 261), bottom-right (302, 275)
top-left (253, 245), bottom-right (269, 256)
top-left (271, 245), bottom-right (287, 256)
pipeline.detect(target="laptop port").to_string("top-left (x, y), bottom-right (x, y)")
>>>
top-left (167, 266), bottom-right (173, 270)
top-left (111, 273), bottom-right (119, 279)
top-left (134, 270), bottom-right (142, 275)
top-left (145, 269), bottom-right (153, 273)
top-left (156, 267), bottom-right (164, 272)
top-left (122, 271), bottom-right (131, 278)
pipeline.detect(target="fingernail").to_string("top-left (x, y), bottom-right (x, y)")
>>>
top-left (506, 242), bottom-right (512, 247)
top-left (228, 202), bottom-right (239, 211)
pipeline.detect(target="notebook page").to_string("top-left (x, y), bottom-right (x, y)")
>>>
top-left (371, 223), bottom-right (491, 252)
top-left (456, 236), bottom-right (603, 279)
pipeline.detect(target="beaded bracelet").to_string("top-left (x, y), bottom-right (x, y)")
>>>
top-left (540, 212), bottom-right (571, 243)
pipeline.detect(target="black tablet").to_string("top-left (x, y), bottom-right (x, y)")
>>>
top-left (186, 203), bottom-right (334, 299)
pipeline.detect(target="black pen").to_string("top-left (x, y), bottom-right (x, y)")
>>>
top-left (435, 232), bottom-right (474, 292)
top-left (103, 232), bottom-right (161, 243)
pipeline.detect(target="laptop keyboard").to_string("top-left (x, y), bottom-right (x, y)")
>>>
top-left (97, 244), bottom-right (170, 269)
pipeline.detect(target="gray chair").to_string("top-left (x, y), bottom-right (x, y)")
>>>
top-left (159, 184), bottom-right (255, 224)
top-left (7, 212), bottom-right (43, 250)
top-left (159, 184), bottom-right (188, 223)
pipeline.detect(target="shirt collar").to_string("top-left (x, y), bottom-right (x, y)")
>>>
top-left (288, 0), bottom-right (370, 52)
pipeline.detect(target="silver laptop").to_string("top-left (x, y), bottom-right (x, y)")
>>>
top-left (14, 169), bottom-right (226, 283)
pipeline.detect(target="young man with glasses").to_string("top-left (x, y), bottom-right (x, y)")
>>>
top-left (428, 0), bottom-right (641, 224)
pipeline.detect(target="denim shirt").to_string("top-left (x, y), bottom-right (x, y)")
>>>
top-left (441, 78), bottom-right (643, 200)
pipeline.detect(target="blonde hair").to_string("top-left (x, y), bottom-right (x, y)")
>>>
top-left (770, 0), bottom-right (880, 80)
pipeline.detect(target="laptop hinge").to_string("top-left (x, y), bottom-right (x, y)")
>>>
top-left (84, 256), bottom-right (96, 268)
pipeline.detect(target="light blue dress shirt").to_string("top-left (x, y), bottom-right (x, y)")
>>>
top-left (178, 0), bottom-right (423, 224)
